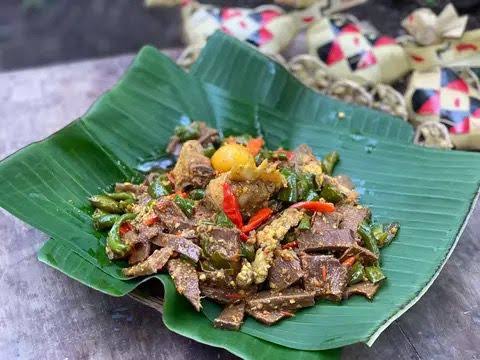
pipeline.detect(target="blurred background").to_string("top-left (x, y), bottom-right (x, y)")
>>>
top-left (1, 0), bottom-right (479, 71)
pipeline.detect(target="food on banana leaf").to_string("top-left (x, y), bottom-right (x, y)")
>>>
top-left (89, 121), bottom-right (399, 329)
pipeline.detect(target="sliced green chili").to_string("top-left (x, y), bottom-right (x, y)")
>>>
top-left (189, 189), bottom-right (205, 200)
top-left (319, 184), bottom-right (344, 203)
top-left (240, 242), bottom-right (255, 262)
top-left (173, 195), bottom-right (195, 218)
top-left (92, 209), bottom-right (120, 231)
top-left (358, 221), bottom-right (380, 258)
top-left (105, 192), bottom-right (135, 201)
top-left (348, 261), bottom-right (365, 285)
top-left (322, 151), bottom-right (340, 175)
top-left (89, 195), bottom-right (122, 214)
top-left (298, 214), bottom-right (312, 230)
top-left (148, 175), bottom-right (173, 199)
top-left (106, 213), bottom-right (137, 258)
top-left (215, 211), bottom-right (234, 228)
top-left (365, 266), bottom-right (386, 284)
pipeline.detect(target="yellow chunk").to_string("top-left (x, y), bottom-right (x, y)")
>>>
top-left (211, 144), bottom-right (255, 173)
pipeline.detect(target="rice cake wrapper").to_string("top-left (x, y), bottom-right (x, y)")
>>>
top-left (405, 67), bottom-right (480, 150)
top-left (181, 2), bottom-right (300, 54)
top-left (401, 4), bottom-right (468, 46)
top-left (403, 29), bottom-right (480, 71)
top-left (306, 16), bottom-right (410, 84)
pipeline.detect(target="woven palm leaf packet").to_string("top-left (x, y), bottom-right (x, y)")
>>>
top-left (405, 67), bottom-right (480, 150)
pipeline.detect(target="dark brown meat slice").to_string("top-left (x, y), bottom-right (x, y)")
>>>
top-left (297, 229), bottom-right (356, 252)
top-left (167, 259), bottom-right (202, 311)
top-left (155, 199), bottom-right (193, 232)
top-left (200, 284), bottom-right (238, 304)
top-left (202, 226), bottom-right (242, 263)
top-left (336, 204), bottom-right (371, 235)
top-left (246, 308), bottom-right (294, 326)
top-left (300, 254), bottom-right (348, 302)
top-left (246, 287), bottom-right (315, 312)
top-left (193, 201), bottom-right (216, 224)
top-left (340, 244), bottom-right (379, 265)
top-left (152, 233), bottom-right (201, 262)
top-left (310, 212), bottom-right (343, 233)
top-left (213, 303), bottom-right (246, 330)
top-left (171, 140), bottom-right (214, 191)
top-left (122, 247), bottom-right (173, 277)
top-left (344, 282), bottom-right (380, 300)
top-left (268, 250), bottom-right (303, 291)
top-left (128, 241), bottom-right (151, 265)
top-left (198, 269), bottom-right (236, 288)
top-left (137, 223), bottom-right (163, 242)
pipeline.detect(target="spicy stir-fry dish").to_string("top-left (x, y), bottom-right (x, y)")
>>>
top-left (89, 121), bottom-right (399, 330)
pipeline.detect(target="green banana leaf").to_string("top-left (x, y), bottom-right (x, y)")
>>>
top-left (0, 32), bottom-right (479, 359)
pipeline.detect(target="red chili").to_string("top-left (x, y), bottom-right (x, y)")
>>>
top-left (241, 208), bottom-right (273, 233)
top-left (119, 222), bottom-right (133, 236)
top-left (280, 310), bottom-right (295, 317)
top-left (275, 149), bottom-right (295, 161)
top-left (222, 182), bottom-right (244, 228)
top-left (239, 232), bottom-right (249, 242)
top-left (246, 137), bottom-right (264, 156)
top-left (282, 241), bottom-right (298, 250)
top-left (322, 264), bottom-right (327, 282)
top-left (291, 201), bottom-right (335, 213)
top-left (143, 215), bottom-right (159, 226)
top-left (341, 256), bottom-right (356, 267)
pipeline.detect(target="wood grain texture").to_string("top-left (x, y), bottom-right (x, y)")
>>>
top-left (0, 52), bottom-right (479, 360)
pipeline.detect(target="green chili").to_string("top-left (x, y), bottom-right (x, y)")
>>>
top-left (89, 195), bottom-right (122, 214)
top-left (319, 184), bottom-right (344, 203)
top-left (173, 195), bottom-right (195, 217)
top-left (92, 209), bottom-right (120, 231)
top-left (105, 192), bottom-right (135, 201)
top-left (277, 168), bottom-right (298, 203)
top-left (383, 222), bottom-right (400, 247)
top-left (371, 222), bottom-right (400, 248)
top-left (240, 242), bottom-right (256, 262)
top-left (348, 261), bottom-right (365, 285)
top-left (322, 151), bottom-right (340, 175)
top-left (175, 122), bottom-right (200, 142)
top-left (148, 175), bottom-right (173, 199)
top-left (298, 214), bottom-right (312, 230)
top-left (189, 189), bottom-right (205, 200)
top-left (358, 221), bottom-right (380, 258)
top-left (215, 211), bottom-right (234, 228)
top-left (365, 266), bottom-right (386, 284)
top-left (106, 213), bottom-right (136, 258)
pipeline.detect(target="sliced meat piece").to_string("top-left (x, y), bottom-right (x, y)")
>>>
top-left (115, 182), bottom-right (147, 195)
top-left (193, 200), bottom-right (216, 224)
top-left (152, 233), bottom-right (201, 262)
top-left (171, 140), bottom-right (214, 191)
top-left (198, 268), bottom-right (236, 288)
top-left (155, 199), bottom-right (193, 232)
top-left (128, 241), bottom-right (151, 265)
top-left (290, 144), bottom-right (323, 184)
top-left (213, 303), bottom-right (246, 330)
top-left (200, 284), bottom-right (244, 305)
top-left (335, 175), bottom-right (355, 190)
top-left (344, 282), bottom-right (380, 300)
top-left (252, 208), bottom-right (303, 284)
top-left (340, 244), bottom-right (378, 265)
top-left (297, 229), bottom-right (356, 252)
top-left (122, 247), bottom-right (173, 277)
top-left (246, 287), bottom-right (315, 312)
top-left (137, 223), bottom-right (163, 242)
top-left (323, 175), bottom-right (358, 204)
top-left (200, 226), bottom-right (242, 264)
top-left (167, 259), bottom-right (202, 311)
top-left (268, 250), bottom-right (303, 291)
top-left (336, 204), bottom-right (371, 236)
top-left (300, 254), bottom-right (348, 302)
top-left (311, 211), bottom-right (343, 233)
top-left (246, 308), bottom-right (294, 325)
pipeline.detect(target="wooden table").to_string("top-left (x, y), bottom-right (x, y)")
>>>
top-left (1, 53), bottom-right (479, 360)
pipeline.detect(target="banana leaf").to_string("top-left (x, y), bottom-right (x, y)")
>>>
top-left (1, 33), bottom-right (480, 359)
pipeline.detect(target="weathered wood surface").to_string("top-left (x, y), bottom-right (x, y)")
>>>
top-left (0, 52), bottom-right (479, 360)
